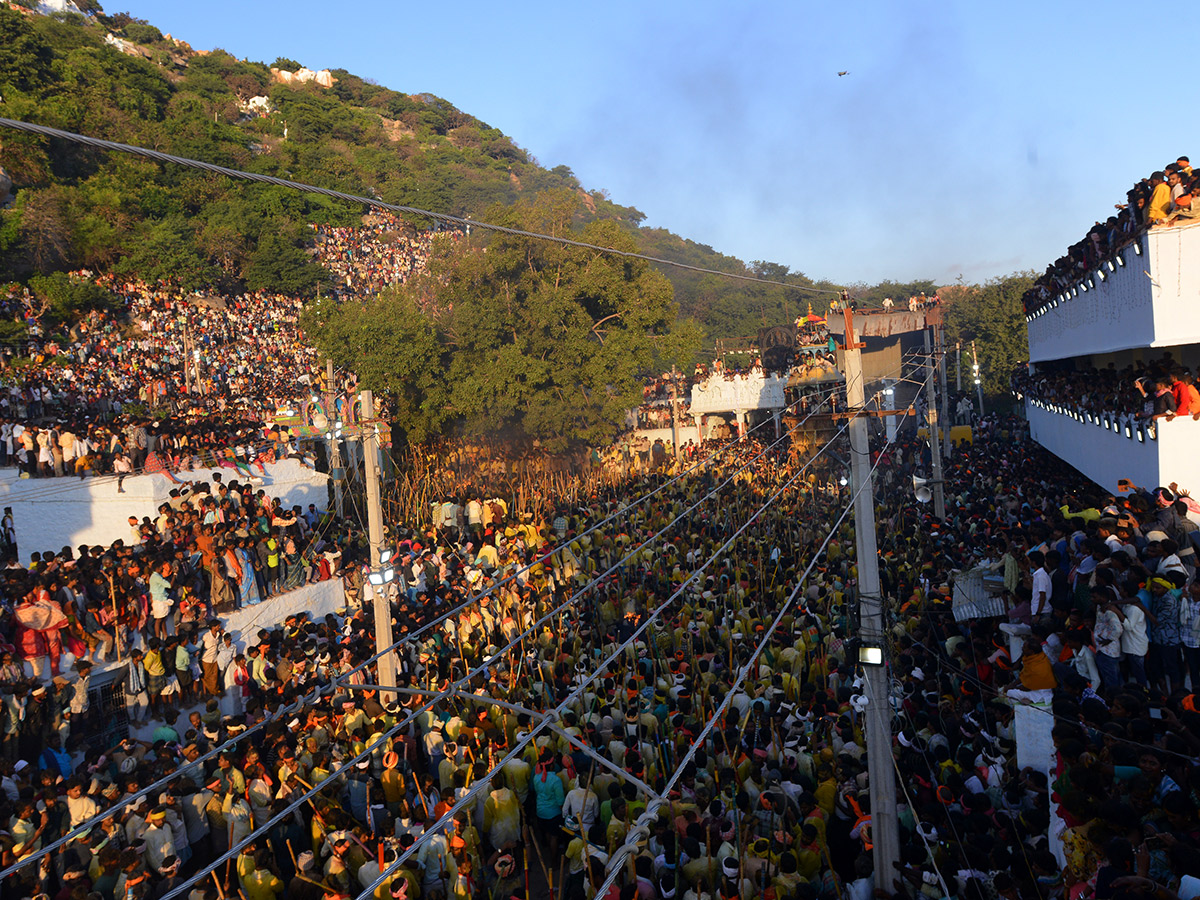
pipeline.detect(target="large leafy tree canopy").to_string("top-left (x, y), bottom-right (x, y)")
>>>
top-left (303, 192), bottom-right (698, 449)
top-left (940, 273), bottom-right (1033, 397)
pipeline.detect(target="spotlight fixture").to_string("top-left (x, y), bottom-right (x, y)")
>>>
top-left (859, 646), bottom-right (884, 666)
top-left (368, 567), bottom-right (396, 586)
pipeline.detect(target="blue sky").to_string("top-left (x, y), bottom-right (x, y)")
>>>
top-left (114, 1), bottom-right (1180, 285)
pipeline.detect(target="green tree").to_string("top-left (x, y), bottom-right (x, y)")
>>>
top-left (123, 23), bottom-right (162, 44)
top-left (116, 215), bottom-right (219, 290)
top-left (0, 318), bottom-right (28, 344)
top-left (243, 230), bottom-right (328, 296)
top-left (272, 56), bottom-right (302, 72)
top-left (301, 293), bottom-right (450, 444)
top-left (0, 6), bottom-right (54, 92)
top-left (15, 188), bottom-right (73, 274)
top-left (28, 271), bottom-right (117, 329)
top-left (941, 273), bottom-right (1033, 398)
top-left (847, 278), bottom-right (939, 308)
top-left (305, 191), bottom-right (685, 449)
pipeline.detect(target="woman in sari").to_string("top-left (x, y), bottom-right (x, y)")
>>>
top-left (281, 536), bottom-right (306, 592)
top-left (237, 538), bottom-right (261, 606)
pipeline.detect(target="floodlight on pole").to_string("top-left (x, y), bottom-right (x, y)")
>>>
top-left (859, 646), bottom-right (884, 666)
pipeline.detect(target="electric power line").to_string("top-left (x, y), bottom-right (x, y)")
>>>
top-left (591, 380), bottom-right (927, 897)
top-left (0, 383), bottom-right (838, 882)
top-left (353, 410), bottom-right (866, 900)
top-left (0, 117), bottom-right (841, 296)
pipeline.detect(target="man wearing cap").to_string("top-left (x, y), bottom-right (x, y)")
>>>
top-left (289, 850), bottom-right (325, 900)
top-left (322, 830), bottom-right (358, 891)
top-left (380, 751), bottom-right (406, 819)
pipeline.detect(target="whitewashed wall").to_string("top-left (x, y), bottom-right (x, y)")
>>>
top-left (0, 458), bottom-right (329, 558)
top-left (1027, 222), bottom-right (1200, 363)
top-left (1026, 400), bottom-right (1200, 492)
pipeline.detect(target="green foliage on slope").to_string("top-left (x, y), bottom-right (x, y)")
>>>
top-left (0, 3), bottom-right (841, 333)
top-left (0, 3), bottom-right (1034, 428)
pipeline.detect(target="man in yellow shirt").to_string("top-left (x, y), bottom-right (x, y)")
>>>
top-left (1147, 171), bottom-right (1172, 225)
top-left (241, 848), bottom-right (285, 900)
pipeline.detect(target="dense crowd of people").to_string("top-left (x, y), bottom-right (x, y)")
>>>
top-left (0, 214), bottom-right (453, 487)
top-left (311, 215), bottom-right (460, 302)
top-left (2, 410), bottom-right (1199, 900)
top-left (0, 214), bottom-right (449, 437)
top-left (1023, 156), bottom-right (1198, 316)
top-left (0, 415), bottom-right (304, 488)
top-left (0, 467), bottom-right (353, 689)
top-left (4, 180), bottom-right (1200, 900)
top-left (633, 375), bottom-right (696, 432)
top-left (1012, 356), bottom-right (1200, 427)
top-left (0, 278), bottom-right (318, 424)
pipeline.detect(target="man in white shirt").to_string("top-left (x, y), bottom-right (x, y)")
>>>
top-left (200, 621), bottom-right (223, 695)
top-left (1119, 593), bottom-right (1150, 686)
top-left (1029, 551), bottom-right (1052, 619)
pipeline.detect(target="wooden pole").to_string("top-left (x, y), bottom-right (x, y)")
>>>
top-left (107, 571), bottom-right (122, 660)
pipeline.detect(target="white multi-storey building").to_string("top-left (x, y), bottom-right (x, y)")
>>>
top-left (1022, 220), bottom-right (1200, 491)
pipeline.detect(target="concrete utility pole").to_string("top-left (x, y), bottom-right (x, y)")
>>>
top-left (670, 365), bottom-right (681, 460)
top-left (972, 340), bottom-right (985, 418)
top-left (924, 327), bottom-right (947, 520)
top-left (361, 389), bottom-right (396, 700)
top-left (326, 359), bottom-right (344, 519)
top-left (938, 325), bottom-right (952, 461)
top-left (956, 341), bottom-right (962, 393)
top-left (839, 310), bottom-right (900, 884)
top-left (182, 330), bottom-right (191, 395)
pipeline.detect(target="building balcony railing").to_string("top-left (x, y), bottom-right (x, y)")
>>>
top-left (1023, 397), bottom-right (1200, 491)
top-left (1024, 220), bottom-right (1200, 364)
